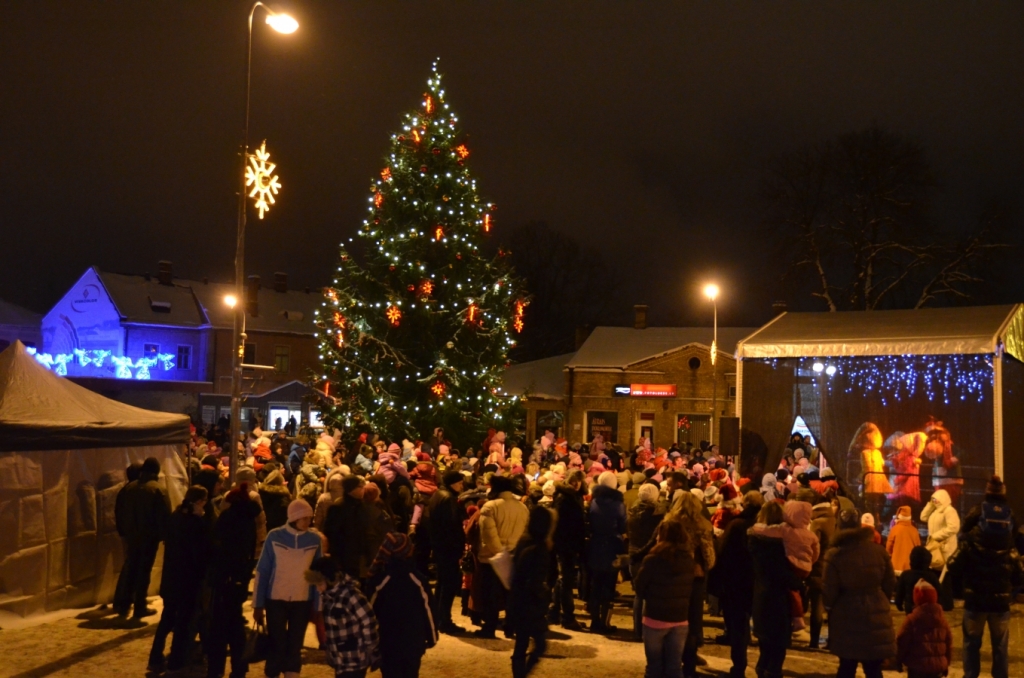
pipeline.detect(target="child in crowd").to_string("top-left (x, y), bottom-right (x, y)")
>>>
top-left (306, 557), bottom-right (380, 678)
top-left (751, 500), bottom-right (819, 633)
top-left (896, 580), bottom-right (952, 678)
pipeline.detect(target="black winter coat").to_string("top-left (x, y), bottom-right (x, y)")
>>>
top-left (633, 545), bottom-right (695, 623)
top-left (324, 497), bottom-right (374, 579)
top-left (748, 531), bottom-right (801, 645)
top-left (116, 473), bottom-right (171, 544)
top-left (822, 527), bottom-right (896, 662)
top-left (946, 528), bottom-right (1024, 613)
top-left (426, 487), bottom-right (465, 556)
top-left (258, 483), bottom-right (292, 531)
top-left (159, 508), bottom-right (211, 600)
top-left (588, 485), bottom-right (626, 571)
top-left (707, 504), bottom-right (758, 608)
top-left (508, 538), bottom-right (552, 631)
top-left (552, 485), bottom-right (586, 556)
top-left (208, 498), bottom-right (261, 600)
top-left (627, 500), bottom-right (664, 555)
top-left (367, 559), bottom-right (437, 657)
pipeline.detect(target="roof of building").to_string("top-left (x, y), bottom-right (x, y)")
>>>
top-left (190, 282), bottom-right (319, 334)
top-left (736, 304), bottom-right (1024, 361)
top-left (0, 299), bottom-right (42, 329)
top-left (567, 326), bottom-right (759, 369)
top-left (499, 353), bottom-right (573, 399)
top-left (94, 269), bottom-right (318, 335)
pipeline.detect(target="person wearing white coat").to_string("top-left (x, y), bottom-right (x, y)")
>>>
top-left (920, 489), bottom-right (960, 570)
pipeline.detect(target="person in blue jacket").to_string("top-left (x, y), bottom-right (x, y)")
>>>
top-left (254, 499), bottom-right (323, 678)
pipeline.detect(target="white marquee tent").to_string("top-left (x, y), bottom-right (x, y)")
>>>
top-left (0, 341), bottom-right (189, 617)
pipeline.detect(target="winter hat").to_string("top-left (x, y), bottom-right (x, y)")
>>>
top-left (912, 579), bottom-right (938, 607)
top-left (775, 468), bottom-right (789, 482)
top-left (263, 469), bottom-right (286, 486)
top-left (542, 480), bottom-right (556, 497)
top-left (837, 509), bottom-right (860, 530)
top-left (638, 482), bottom-right (660, 503)
top-left (821, 467), bottom-right (835, 479)
top-left (690, 487), bottom-right (704, 499)
top-left (860, 512), bottom-right (875, 527)
top-left (632, 471), bottom-right (647, 486)
top-left (287, 499), bottom-right (314, 523)
top-left (719, 483), bottom-right (738, 503)
top-left (224, 484), bottom-right (251, 505)
top-left (341, 475), bottom-right (364, 495)
top-left (897, 506), bottom-right (912, 520)
top-left (691, 463), bottom-right (705, 478)
top-left (597, 470), bottom-right (617, 489)
top-left (986, 474), bottom-right (1006, 496)
top-left (703, 485), bottom-right (720, 504)
top-left (442, 469), bottom-right (464, 488)
top-left (235, 466), bottom-right (257, 485)
top-left (387, 443), bottom-right (401, 455)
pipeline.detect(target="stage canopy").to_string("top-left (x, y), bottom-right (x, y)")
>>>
top-left (0, 341), bottom-right (189, 451)
top-left (736, 304), bottom-right (1024, 362)
top-left (735, 305), bottom-right (1024, 520)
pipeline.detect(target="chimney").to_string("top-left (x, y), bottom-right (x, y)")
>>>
top-left (772, 300), bottom-right (788, 316)
top-left (634, 304), bottom-right (648, 330)
top-left (157, 260), bottom-right (173, 286)
top-left (575, 325), bottom-right (592, 350)
top-left (247, 275), bottom-right (261, 317)
top-left (273, 272), bottom-right (288, 293)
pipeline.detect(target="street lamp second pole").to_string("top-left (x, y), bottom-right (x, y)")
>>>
top-left (228, 3), bottom-right (298, 485)
top-left (704, 283), bottom-right (720, 445)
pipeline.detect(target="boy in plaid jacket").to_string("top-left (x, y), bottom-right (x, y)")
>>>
top-left (306, 558), bottom-right (380, 678)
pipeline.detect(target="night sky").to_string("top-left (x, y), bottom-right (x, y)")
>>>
top-left (2, 2), bottom-right (1022, 333)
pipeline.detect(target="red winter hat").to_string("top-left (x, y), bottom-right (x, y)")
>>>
top-left (913, 580), bottom-right (938, 607)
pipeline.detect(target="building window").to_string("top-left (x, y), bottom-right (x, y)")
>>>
top-left (688, 357), bottom-right (701, 370)
top-left (144, 343), bottom-right (159, 359)
top-left (243, 343), bottom-right (256, 365)
top-left (274, 345), bottom-right (291, 373)
top-left (201, 405), bottom-right (215, 424)
top-left (176, 345), bottom-right (192, 370)
top-left (728, 385), bottom-right (737, 398)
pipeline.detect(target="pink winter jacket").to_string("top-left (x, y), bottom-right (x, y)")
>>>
top-left (752, 501), bottom-right (820, 575)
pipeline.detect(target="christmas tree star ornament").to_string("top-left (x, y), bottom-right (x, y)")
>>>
top-left (245, 141), bottom-right (281, 219)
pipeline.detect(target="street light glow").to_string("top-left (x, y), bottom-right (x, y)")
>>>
top-left (224, 294), bottom-right (238, 308)
top-left (266, 12), bottom-right (298, 33)
top-left (703, 283), bottom-right (719, 301)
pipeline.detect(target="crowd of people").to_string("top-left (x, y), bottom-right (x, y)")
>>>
top-left (110, 424), bottom-right (1024, 678)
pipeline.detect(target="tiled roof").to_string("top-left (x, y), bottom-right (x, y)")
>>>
top-left (567, 326), bottom-right (759, 369)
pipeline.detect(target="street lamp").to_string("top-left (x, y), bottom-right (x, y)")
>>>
top-left (229, 2), bottom-right (297, 484)
top-left (704, 283), bottom-right (719, 444)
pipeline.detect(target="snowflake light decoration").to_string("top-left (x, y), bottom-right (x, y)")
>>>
top-left (245, 141), bottom-right (281, 219)
top-left (386, 305), bottom-right (402, 326)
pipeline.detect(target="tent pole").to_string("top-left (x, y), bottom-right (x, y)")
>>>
top-left (994, 350), bottom-right (1004, 477)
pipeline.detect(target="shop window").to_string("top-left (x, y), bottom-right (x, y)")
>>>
top-left (274, 345), bottom-right (291, 373)
top-left (586, 411), bottom-right (618, 444)
top-left (177, 345), bottom-right (192, 370)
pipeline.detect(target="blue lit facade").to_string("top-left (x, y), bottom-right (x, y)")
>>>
top-left (41, 267), bottom-right (211, 382)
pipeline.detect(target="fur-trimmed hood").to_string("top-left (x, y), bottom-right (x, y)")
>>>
top-left (830, 525), bottom-right (874, 548)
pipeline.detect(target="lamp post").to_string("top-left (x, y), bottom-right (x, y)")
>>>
top-left (703, 283), bottom-right (719, 445)
top-left (229, 3), bottom-right (297, 485)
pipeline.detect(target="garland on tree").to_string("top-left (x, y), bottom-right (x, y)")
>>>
top-left (315, 62), bottom-right (527, 442)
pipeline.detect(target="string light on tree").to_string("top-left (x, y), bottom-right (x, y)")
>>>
top-left (245, 141), bottom-right (281, 219)
top-left (314, 61), bottom-right (527, 441)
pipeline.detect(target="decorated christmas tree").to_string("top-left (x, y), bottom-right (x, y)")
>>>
top-left (316, 63), bottom-right (527, 443)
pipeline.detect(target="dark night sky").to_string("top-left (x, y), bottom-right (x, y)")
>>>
top-left (2, 2), bottom-right (1022, 332)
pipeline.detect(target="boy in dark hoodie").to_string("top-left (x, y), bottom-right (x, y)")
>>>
top-left (896, 580), bottom-right (952, 678)
top-left (894, 546), bottom-right (951, 614)
top-left (508, 506), bottom-right (555, 678)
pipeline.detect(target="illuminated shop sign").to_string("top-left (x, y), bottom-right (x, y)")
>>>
top-left (613, 383), bottom-right (677, 397)
top-left (26, 347), bottom-right (175, 379)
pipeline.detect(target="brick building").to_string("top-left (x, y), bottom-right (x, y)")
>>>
top-left (501, 307), bottom-right (756, 452)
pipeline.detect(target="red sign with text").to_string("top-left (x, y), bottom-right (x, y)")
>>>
top-left (630, 383), bottom-right (676, 397)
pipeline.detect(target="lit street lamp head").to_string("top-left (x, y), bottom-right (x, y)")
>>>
top-left (224, 294), bottom-right (238, 308)
top-left (265, 12), bottom-right (298, 34)
top-left (703, 283), bottom-right (720, 301)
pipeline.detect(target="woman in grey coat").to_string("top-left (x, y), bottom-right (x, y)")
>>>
top-left (822, 509), bottom-right (897, 678)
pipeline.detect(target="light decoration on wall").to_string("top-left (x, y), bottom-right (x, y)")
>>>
top-left (763, 354), bottom-right (992, 406)
top-left (111, 355), bottom-right (134, 380)
top-left (28, 348), bottom-right (176, 380)
top-left (245, 140), bottom-right (281, 219)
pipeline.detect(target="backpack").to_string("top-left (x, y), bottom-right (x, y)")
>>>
top-left (979, 501), bottom-right (1013, 537)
